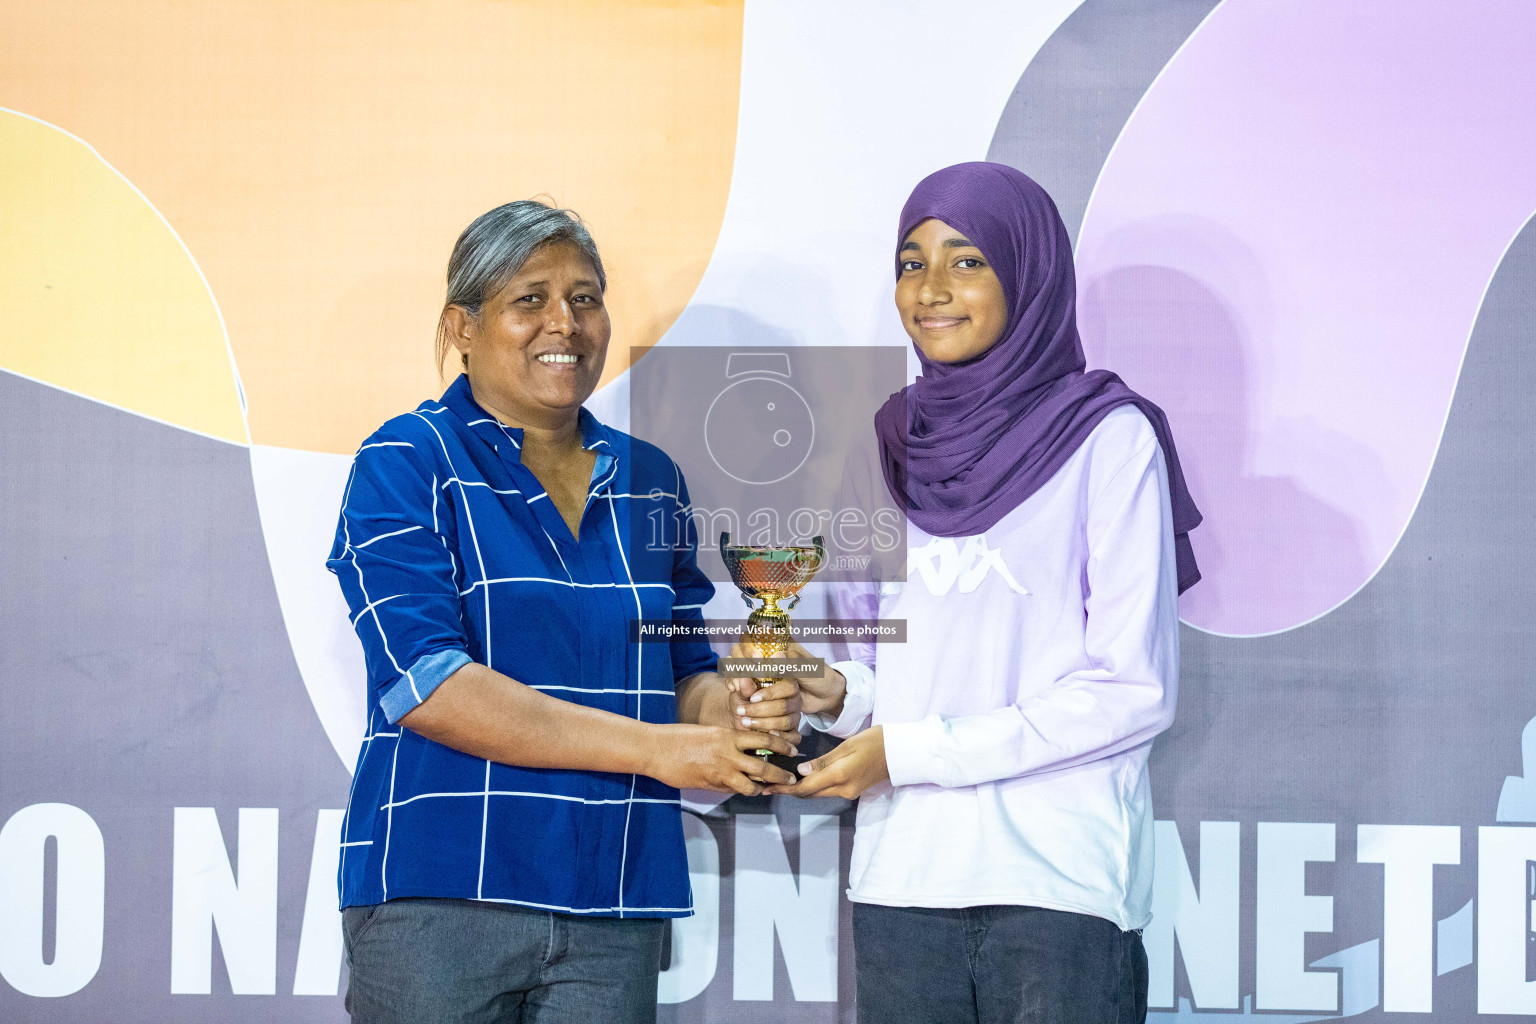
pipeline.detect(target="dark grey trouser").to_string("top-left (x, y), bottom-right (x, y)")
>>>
top-left (852, 903), bottom-right (1148, 1024)
top-left (343, 897), bottom-right (666, 1024)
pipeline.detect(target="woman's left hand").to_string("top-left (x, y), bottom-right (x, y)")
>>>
top-left (767, 726), bottom-right (888, 799)
top-left (724, 639), bottom-right (804, 736)
top-left (726, 676), bottom-right (803, 736)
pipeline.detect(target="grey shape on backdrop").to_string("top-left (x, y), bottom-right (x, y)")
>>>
top-left (1437, 899), bottom-right (1474, 976)
top-left (1495, 713), bottom-right (1536, 820)
top-left (0, 371), bottom-right (352, 1022)
top-left (1308, 939), bottom-right (1379, 1017)
top-left (986, 0), bottom-right (1222, 243)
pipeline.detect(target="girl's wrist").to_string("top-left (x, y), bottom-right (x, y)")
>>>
top-left (802, 669), bottom-right (848, 717)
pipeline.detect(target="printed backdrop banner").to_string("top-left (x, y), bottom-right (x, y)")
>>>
top-left (3, 1), bottom-right (1535, 1021)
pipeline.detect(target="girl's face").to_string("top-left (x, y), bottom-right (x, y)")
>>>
top-left (894, 217), bottom-right (1008, 364)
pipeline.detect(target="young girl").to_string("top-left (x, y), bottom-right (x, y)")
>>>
top-left (773, 162), bottom-right (1202, 1023)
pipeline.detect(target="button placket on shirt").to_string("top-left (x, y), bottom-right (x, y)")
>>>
top-left (489, 432), bottom-right (618, 909)
top-left (583, 455), bottom-right (652, 912)
top-left (573, 447), bottom-right (634, 911)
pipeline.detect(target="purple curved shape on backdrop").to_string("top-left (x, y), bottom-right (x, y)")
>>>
top-left (1076, 0), bottom-right (1536, 636)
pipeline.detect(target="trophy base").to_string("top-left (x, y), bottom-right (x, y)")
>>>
top-left (756, 750), bottom-right (808, 777)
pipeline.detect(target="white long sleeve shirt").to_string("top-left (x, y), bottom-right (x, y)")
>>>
top-left (808, 405), bottom-right (1180, 930)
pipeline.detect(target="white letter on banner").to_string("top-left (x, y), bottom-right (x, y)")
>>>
top-left (1478, 825), bottom-right (1536, 1014)
top-left (733, 813), bottom-right (839, 1001)
top-left (1147, 820), bottom-right (1240, 1009)
top-left (1256, 822), bottom-right (1337, 1011)
top-left (0, 803), bottom-right (105, 997)
top-left (170, 807), bottom-right (278, 995)
top-left (659, 812), bottom-right (719, 1004)
top-left (293, 809), bottom-right (345, 995)
top-left (1357, 824), bottom-right (1459, 1012)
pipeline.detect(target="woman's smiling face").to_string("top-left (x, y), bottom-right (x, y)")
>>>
top-left (895, 217), bottom-right (1008, 365)
top-left (448, 239), bottom-right (611, 427)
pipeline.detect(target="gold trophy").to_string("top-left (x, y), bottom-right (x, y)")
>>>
top-left (719, 533), bottom-right (826, 758)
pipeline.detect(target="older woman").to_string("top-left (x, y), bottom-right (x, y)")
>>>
top-left (327, 200), bottom-right (796, 1024)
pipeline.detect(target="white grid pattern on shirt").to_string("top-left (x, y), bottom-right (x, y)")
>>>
top-left (530, 684), bottom-right (675, 696)
top-left (442, 478), bottom-right (522, 495)
top-left (336, 459), bottom-right (420, 895)
top-left (430, 473), bottom-right (463, 591)
top-left (665, 461), bottom-right (696, 914)
top-left (382, 791), bottom-right (681, 811)
top-left (339, 465), bottom-right (421, 701)
top-left (458, 578), bottom-right (673, 596)
top-left (382, 728), bottom-right (402, 901)
top-left (490, 419), bottom-right (523, 451)
top-left (338, 707), bottom-right (369, 881)
top-left (606, 491), bottom-right (648, 916)
top-left (409, 408), bottom-right (497, 900)
top-left (355, 525), bottom-right (421, 548)
top-left (472, 896), bottom-right (692, 915)
top-left (478, 759), bottom-right (491, 898)
top-left (350, 593), bottom-right (406, 626)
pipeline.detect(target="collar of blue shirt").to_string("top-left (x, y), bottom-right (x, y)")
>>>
top-left (439, 374), bottom-right (615, 484)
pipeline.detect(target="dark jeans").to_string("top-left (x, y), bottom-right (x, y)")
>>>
top-left (343, 897), bottom-right (666, 1024)
top-left (852, 903), bottom-right (1148, 1024)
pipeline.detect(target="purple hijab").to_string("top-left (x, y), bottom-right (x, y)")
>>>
top-left (875, 162), bottom-right (1203, 593)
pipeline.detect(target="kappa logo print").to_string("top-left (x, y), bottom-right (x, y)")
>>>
top-left (906, 537), bottom-right (1028, 596)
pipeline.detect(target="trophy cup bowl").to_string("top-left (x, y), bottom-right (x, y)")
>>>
top-left (719, 533), bottom-right (826, 759)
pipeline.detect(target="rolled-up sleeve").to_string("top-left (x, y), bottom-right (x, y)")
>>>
top-left (327, 437), bottom-right (472, 724)
top-left (802, 580), bottom-right (879, 737)
top-left (668, 469), bottom-right (718, 681)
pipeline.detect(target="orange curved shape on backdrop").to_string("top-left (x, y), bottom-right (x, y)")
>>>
top-left (0, 0), bottom-right (743, 454)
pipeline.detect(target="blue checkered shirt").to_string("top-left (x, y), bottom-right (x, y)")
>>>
top-left (327, 375), bottom-right (716, 916)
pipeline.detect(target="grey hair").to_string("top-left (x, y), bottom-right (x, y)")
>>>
top-left (434, 199), bottom-right (607, 374)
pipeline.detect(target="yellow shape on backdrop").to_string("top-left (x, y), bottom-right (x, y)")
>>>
top-left (0, 0), bottom-right (743, 454)
top-left (0, 110), bottom-right (246, 444)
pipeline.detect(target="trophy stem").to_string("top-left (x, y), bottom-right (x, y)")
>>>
top-left (746, 603), bottom-right (791, 758)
